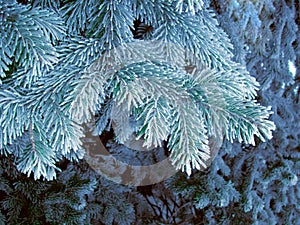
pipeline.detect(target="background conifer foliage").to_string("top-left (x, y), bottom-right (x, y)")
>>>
top-left (0, 0), bottom-right (299, 224)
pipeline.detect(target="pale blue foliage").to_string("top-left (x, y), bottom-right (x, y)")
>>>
top-left (170, 0), bottom-right (299, 224)
top-left (0, 0), bottom-right (297, 224)
top-left (172, 0), bottom-right (204, 14)
top-left (88, 0), bottom-right (134, 49)
top-left (0, 1), bottom-right (65, 85)
top-left (0, 0), bottom-right (275, 183)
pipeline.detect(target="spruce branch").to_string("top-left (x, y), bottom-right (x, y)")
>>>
top-left (111, 101), bottom-right (133, 143)
top-left (168, 102), bottom-right (210, 175)
top-left (108, 62), bottom-right (211, 175)
top-left (40, 97), bottom-right (84, 156)
top-left (0, 1), bottom-right (65, 85)
top-left (58, 37), bottom-right (103, 68)
top-left (0, 81), bottom-right (84, 180)
top-left (29, 6), bottom-right (66, 43)
top-left (189, 67), bottom-right (275, 146)
top-left (136, 98), bottom-right (171, 148)
top-left (62, 0), bottom-right (93, 35)
top-left (0, 87), bottom-right (30, 147)
top-left (17, 120), bottom-right (58, 180)
top-left (0, 0), bottom-right (277, 181)
top-left (68, 69), bottom-right (106, 124)
top-left (148, 5), bottom-right (234, 69)
top-left (88, 0), bottom-right (134, 47)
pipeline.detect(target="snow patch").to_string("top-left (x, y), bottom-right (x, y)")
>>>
top-left (288, 60), bottom-right (296, 78)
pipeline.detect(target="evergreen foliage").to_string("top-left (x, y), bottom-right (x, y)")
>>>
top-left (169, 0), bottom-right (299, 224)
top-left (0, 0), bottom-right (275, 179)
top-left (0, 0), bottom-right (298, 224)
top-left (0, 157), bottom-right (136, 225)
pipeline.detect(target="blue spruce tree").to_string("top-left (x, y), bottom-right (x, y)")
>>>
top-left (169, 0), bottom-right (299, 224)
top-left (0, 0), bottom-right (298, 224)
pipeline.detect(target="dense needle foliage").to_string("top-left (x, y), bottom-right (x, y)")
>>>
top-left (0, 0), bottom-right (298, 224)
